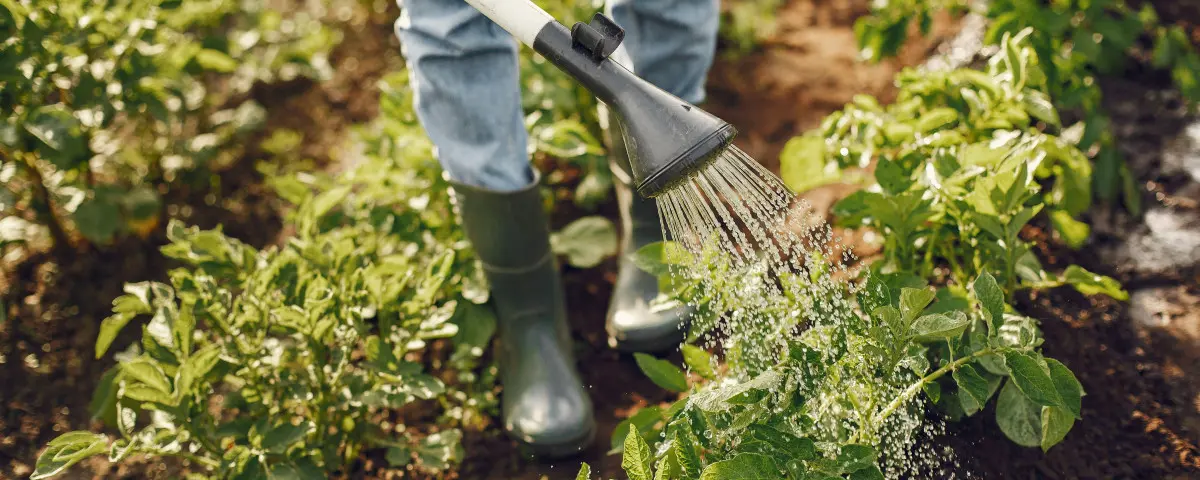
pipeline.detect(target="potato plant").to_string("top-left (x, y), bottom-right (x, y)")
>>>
top-left (587, 266), bottom-right (1084, 479)
top-left (783, 31), bottom-right (1126, 300)
top-left (32, 74), bottom-right (495, 479)
top-left (586, 30), bottom-right (1115, 480)
top-left (855, 0), bottom-right (1200, 213)
top-left (0, 0), bottom-right (335, 253)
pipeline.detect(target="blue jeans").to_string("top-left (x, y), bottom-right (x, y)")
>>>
top-left (395, 0), bottom-right (720, 191)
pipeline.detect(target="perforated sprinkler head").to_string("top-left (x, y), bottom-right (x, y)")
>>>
top-left (531, 13), bottom-right (738, 198)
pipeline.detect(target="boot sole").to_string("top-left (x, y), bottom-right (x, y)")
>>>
top-left (520, 422), bottom-right (597, 459)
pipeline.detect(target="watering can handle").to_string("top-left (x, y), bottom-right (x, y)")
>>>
top-left (464, 0), bottom-right (557, 47)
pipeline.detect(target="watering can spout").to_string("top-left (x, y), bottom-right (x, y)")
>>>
top-left (462, 0), bottom-right (737, 197)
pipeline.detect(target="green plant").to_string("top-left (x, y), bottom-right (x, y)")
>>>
top-left (590, 262), bottom-right (1084, 478)
top-left (521, 0), bottom-right (613, 210)
top-left (0, 0), bottom-right (335, 254)
top-left (782, 31), bottom-right (1126, 300)
top-left (32, 73), bottom-right (496, 479)
top-left (855, 0), bottom-right (1200, 214)
top-left (586, 30), bottom-right (1120, 480)
top-left (719, 0), bottom-right (784, 57)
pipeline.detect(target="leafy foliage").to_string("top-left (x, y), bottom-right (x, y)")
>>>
top-left (0, 0), bottom-right (335, 253)
top-left (34, 73), bottom-right (490, 479)
top-left (782, 32), bottom-right (1126, 300)
top-left (856, 0), bottom-right (1200, 214)
top-left (600, 28), bottom-right (1119, 480)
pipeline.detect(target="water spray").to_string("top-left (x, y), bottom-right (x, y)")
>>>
top-left (464, 0), bottom-right (737, 198)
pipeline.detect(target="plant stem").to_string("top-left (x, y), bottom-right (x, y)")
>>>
top-left (875, 347), bottom-right (997, 425)
top-left (2, 149), bottom-right (75, 255)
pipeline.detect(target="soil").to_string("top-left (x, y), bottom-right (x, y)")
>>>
top-left (3, 0), bottom-right (1200, 479)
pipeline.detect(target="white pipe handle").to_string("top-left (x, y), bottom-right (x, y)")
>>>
top-left (464, 0), bottom-right (556, 47)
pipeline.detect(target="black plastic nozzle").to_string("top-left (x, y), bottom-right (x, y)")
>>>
top-left (532, 15), bottom-right (737, 198)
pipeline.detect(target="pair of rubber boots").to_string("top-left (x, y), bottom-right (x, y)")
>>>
top-left (449, 112), bottom-right (687, 457)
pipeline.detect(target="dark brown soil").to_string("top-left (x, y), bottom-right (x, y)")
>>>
top-left (4, 0), bottom-right (1200, 479)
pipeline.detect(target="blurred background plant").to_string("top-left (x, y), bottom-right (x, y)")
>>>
top-left (854, 0), bottom-right (1200, 214)
top-left (0, 0), bottom-right (336, 257)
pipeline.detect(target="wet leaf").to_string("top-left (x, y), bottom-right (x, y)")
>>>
top-left (681, 344), bottom-right (715, 380)
top-left (622, 426), bottom-right (653, 480)
top-left (699, 453), bottom-right (779, 479)
top-left (996, 380), bottom-right (1041, 447)
top-left (909, 311), bottom-right (970, 342)
top-left (634, 353), bottom-right (688, 393)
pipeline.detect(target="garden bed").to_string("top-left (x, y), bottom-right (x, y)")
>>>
top-left (3, 0), bottom-right (1199, 478)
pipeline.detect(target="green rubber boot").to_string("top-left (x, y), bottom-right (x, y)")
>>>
top-left (603, 110), bottom-right (693, 352)
top-left (450, 174), bottom-right (595, 458)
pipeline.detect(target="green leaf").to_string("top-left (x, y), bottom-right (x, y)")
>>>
top-left (909, 311), bottom-right (970, 342)
top-left (1022, 91), bottom-right (1060, 127)
top-left (195, 49), bottom-right (238, 73)
top-left (96, 313), bottom-right (136, 359)
top-left (622, 425), bottom-right (654, 480)
top-left (1046, 358), bottom-right (1083, 418)
top-left (674, 425), bottom-right (703, 479)
top-left (915, 107), bottom-right (959, 133)
top-left (741, 424), bottom-right (816, 461)
top-left (576, 462), bottom-right (592, 480)
top-left (73, 197), bottom-right (123, 244)
top-left (954, 364), bottom-right (991, 408)
top-left (899, 288), bottom-right (936, 321)
top-left (611, 406), bottom-right (663, 453)
top-left (973, 271), bottom-right (1005, 333)
top-left (89, 368), bottom-right (120, 427)
top-left (261, 422), bottom-right (310, 452)
top-left (386, 446), bottom-right (411, 467)
top-left (837, 444), bottom-right (878, 472)
top-left (874, 156), bottom-right (914, 195)
top-left (1003, 351), bottom-right (1063, 408)
top-left (996, 380), bottom-right (1041, 447)
top-left (780, 134), bottom-right (839, 193)
top-left (681, 344), bottom-right (715, 380)
top-left (1049, 210), bottom-right (1090, 249)
top-left (635, 353), bottom-right (688, 393)
top-left (630, 241), bottom-right (691, 276)
top-left (551, 216), bottom-right (618, 268)
top-left (177, 345), bottom-right (221, 395)
top-left (654, 449), bottom-right (681, 480)
top-left (32, 432), bottom-right (109, 479)
top-left (25, 105), bottom-right (88, 169)
top-left (699, 453), bottom-right (779, 479)
top-left (1040, 406), bottom-right (1075, 452)
top-left (415, 429), bottom-right (462, 471)
top-left (451, 301), bottom-right (496, 359)
top-left (121, 359), bottom-right (171, 393)
top-left (1061, 265), bottom-right (1127, 301)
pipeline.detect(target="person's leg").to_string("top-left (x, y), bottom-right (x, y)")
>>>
top-left (607, 0), bottom-right (720, 104)
top-left (395, 0), bottom-right (594, 457)
top-left (602, 0), bottom-right (720, 351)
top-left (395, 0), bottom-right (529, 191)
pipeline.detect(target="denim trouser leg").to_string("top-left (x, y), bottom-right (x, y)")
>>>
top-left (608, 0), bottom-right (720, 105)
top-left (395, 0), bottom-right (719, 191)
top-left (395, 0), bottom-right (531, 191)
